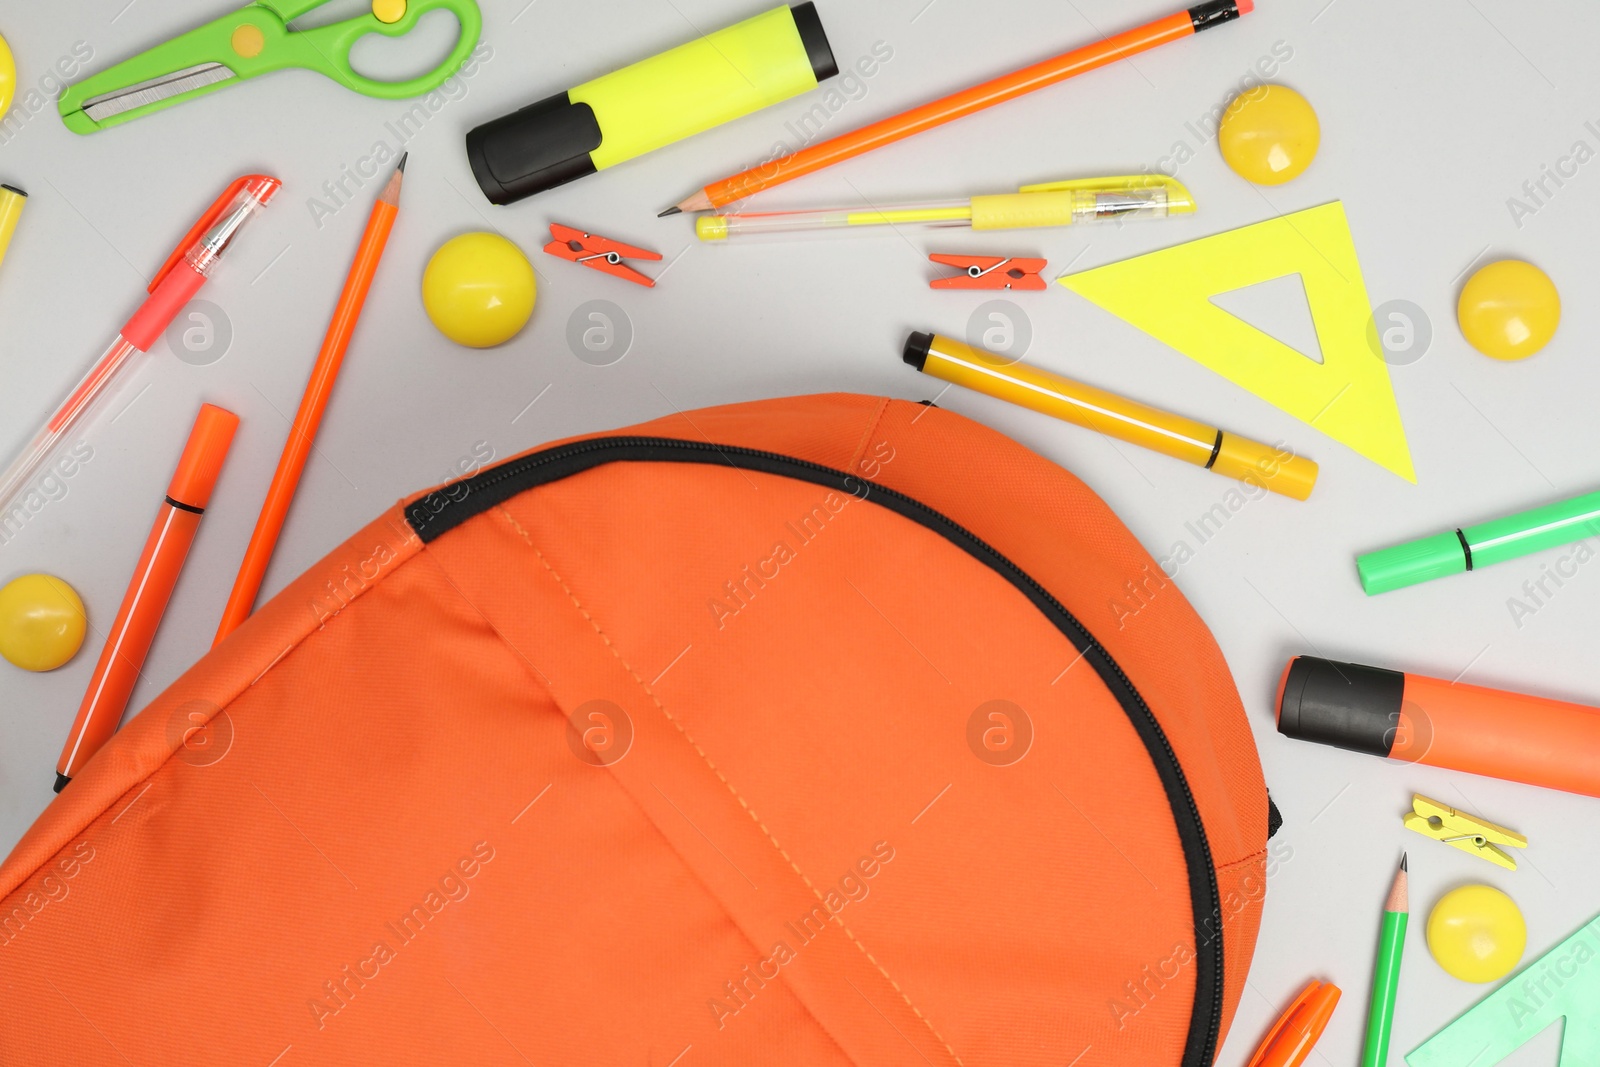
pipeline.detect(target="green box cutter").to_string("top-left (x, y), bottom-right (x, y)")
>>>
top-left (59, 0), bottom-right (482, 134)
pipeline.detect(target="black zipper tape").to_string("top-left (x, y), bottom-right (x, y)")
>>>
top-left (407, 436), bottom-right (1227, 1066)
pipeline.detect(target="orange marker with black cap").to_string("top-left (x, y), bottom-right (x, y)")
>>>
top-left (1276, 655), bottom-right (1600, 798)
top-left (56, 403), bottom-right (239, 791)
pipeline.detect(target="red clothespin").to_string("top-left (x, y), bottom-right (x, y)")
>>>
top-left (544, 224), bottom-right (663, 288)
top-left (929, 253), bottom-right (1048, 291)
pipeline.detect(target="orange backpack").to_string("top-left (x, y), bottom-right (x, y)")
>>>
top-left (1, 393), bottom-right (1271, 1066)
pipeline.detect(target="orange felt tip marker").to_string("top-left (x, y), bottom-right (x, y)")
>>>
top-left (1246, 979), bottom-right (1341, 1067)
top-left (1277, 656), bottom-right (1600, 798)
top-left (55, 403), bottom-right (239, 792)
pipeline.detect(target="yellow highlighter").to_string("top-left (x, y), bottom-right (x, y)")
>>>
top-left (904, 332), bottom-right (1317, 500)
top-left (0, 184), bottom-right (25, 280)
top-left (698, 175), bottom-right (1194, 240)
top-left (467, 4), bottom-right (836, 205)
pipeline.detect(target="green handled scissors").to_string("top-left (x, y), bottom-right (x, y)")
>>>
top-left (59, 0), bottom-right (483, 134)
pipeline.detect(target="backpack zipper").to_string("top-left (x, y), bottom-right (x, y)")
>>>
top-left (407, 435), bottom-right (1226, 1066)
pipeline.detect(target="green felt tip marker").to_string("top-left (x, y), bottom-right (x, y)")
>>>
top-left (1358, 486), bottom-right (1600, 595)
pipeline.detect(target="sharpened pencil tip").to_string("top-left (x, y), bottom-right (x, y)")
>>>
top-left (1400, 852), bottom-right (1408, 871)
top-left (378, 156), bottom-right (406, 206)
top-left (658, 206), bottom-right (682, 218)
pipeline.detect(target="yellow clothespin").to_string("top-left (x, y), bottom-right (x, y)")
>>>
top-left (1403, 795), bottom-right (1526, 871)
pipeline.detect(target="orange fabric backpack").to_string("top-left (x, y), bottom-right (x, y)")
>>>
top-left (1, 393), bottom-right (1271, 1066)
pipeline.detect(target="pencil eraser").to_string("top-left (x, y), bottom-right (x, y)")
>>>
top-left (1238, 0), bottom-right (1255, 12)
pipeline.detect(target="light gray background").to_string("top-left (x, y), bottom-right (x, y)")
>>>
top-left (2, 1), bottom-right (1597, 1063)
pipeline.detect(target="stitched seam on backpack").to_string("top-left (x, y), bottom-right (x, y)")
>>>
top-left (1215, 847), bottom-right (1269, 874)
top-left (846, 398), bottom-right (892, 475)
top-left (495, 504), bottom-right (964, 1067)
top-left (0, 535), bottom-right (430, 905)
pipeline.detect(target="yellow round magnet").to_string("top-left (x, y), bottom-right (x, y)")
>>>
top-left (0, 574), bottom-right (87, 672)
top-left (1427, 885), bottom-right (1526, 983)
top-left (372, 0), bottom-right (408, 24)
top-left (0, 31), bottom-right (16, 115)
top-left (1218, 85), bottom-right (1320, 186)
top-left (422, 233), bottom-right (537, 349)
top-left (1458, 259), bottom-right (1560, 361)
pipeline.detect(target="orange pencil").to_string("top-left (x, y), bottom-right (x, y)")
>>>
top-left (213, 155), bottom-right (406, 643)
top-left (56, 403), bottom-right (239, 791)
top-left (662, 0), bottom-right (1252, 215)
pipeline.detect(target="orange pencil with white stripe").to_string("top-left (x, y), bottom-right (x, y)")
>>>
top-left (55, 403), bottom-right (239, 792)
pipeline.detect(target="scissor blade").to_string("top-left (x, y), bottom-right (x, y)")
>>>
top-left (81, 63), bottom-right (237, 121)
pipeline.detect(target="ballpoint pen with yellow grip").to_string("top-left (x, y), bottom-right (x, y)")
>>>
top-left (695, 175), bottom-right (1195, 241)
top-left (58, 0), bottom-right (482, 134)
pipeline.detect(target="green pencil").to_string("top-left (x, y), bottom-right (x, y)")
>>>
top-left (1361, 854), bottom-right (1409, 1067)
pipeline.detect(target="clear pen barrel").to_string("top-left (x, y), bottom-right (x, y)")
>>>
top-left (0, 335), bottom-right (139, 520)
top-left (700, 200), bottom-right (974, 239)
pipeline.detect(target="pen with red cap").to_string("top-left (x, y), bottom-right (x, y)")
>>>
top-left (0, 174), bottom-right (278, 516)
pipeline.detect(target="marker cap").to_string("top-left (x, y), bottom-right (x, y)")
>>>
top-left (167, 403), bottom-right (240, 510)
top-left (1276, 655), bottom-right (1406, 758)
top-left (1245, 978), bottom-right (1340, 1067)
top-left (466, 92), bottom-right (604, 206)
top-left (1211, 435), bottom-right (1318, 501)
top-left (903, 331), bottom-right (934, 370)
top-left (1357, 531), bottom-right (1467, 595)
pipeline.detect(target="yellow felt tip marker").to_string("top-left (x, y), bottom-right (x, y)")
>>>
top-left (696, 174), bottom-right (1194, 241)
top-left (904, 331), bottom-right (1317, 501)
top-left (468, 4), bottom-right (837, 205)
top-left (0, 184), bottom-right (25, 279)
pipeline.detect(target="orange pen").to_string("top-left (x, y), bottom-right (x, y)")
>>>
top-left (56, 403), bottom-right (239, 792)
top-left (1246, 980), bottom-right (1341, 1067)
top-left (663, 0), bottom-right (1252, 214)
top-left (213, 155), bottom-right (406, 643)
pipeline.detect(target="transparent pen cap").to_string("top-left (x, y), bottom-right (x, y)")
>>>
top-left (698, 200), bottom-right (975, 240)
top-left (152, 174), bottom-right (282, 286)
top-left (1019, 174), bottom-right (1197, 220)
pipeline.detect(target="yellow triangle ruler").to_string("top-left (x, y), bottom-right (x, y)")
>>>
top-left (1060, 202), bottom-right (1415, 482)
